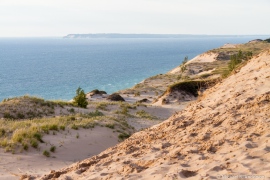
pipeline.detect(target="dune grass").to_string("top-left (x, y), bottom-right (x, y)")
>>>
top-left (0, 114), bottom-right (103, 152)
top-left (0, 107), bottom-right (135, 153)
top-left (0, 96), bottom-right (75, 120)
top-left (135, 110), bottom-right (158, 120)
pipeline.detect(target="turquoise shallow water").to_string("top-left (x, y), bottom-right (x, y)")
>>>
top-left (0, 36), bottom-right (268, 101)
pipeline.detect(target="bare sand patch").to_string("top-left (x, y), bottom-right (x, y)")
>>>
top-left (0, 126), bottom-right (119, 179)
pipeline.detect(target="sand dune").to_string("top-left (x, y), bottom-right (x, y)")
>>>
top-left (38, 49), bottom-right (270, 179)
top-left (169, 52), bottom-right (218, 74)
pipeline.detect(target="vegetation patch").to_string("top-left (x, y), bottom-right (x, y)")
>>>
top-left (118, 132), bottom-right (130, 141)
top-left (0, 114), bottom-right (103, 152)
top-left (43, 150), bottom-right (50, 157)
top-left (222, 50), bottom-right (253, 78)
top-left (167, 80), bottom-right (216, 97)
top-left (87, 110), bottom-right (104, 117)
top-left (50, 146), bottom-right (56, 152)
top-left (105, 123), bottom-right (115, 129)
top-left (264, 38), bottom-right (270, 43)
top-left (95, 102), bottom-right (109, 111)
top-left (136, 110), bottom-right (157, 120)
top-left (73, 87), bottom-right (88, 108)
top-left (0, 96), bottom-right (75, 120)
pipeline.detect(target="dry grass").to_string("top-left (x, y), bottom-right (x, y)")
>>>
top-left (0, 94), bottom-right (170, 157)
top-left (0, 109), bottom-right (134, 153)
top-left (0, 96), bottom-right (75, 120)
top-left (0, 97), bottom-right (146, 153)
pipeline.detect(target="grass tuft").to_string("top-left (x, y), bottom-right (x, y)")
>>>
top-left (43, 150), bottom-right (50, 157)
top-left (50, 146), bottom-right (56, 152)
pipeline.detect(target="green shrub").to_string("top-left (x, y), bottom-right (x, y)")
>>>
top-left (41, 125), bottom-right (50, 134)
top-left (200, 73), bottom-right (212, 79)
top-left (68, 116), bottom-right (76, 121)
top-left (264, 38), bottom-right (270, 43)
top-left (16, 113), bottom-right (25, 119)
top-left (50, 146), bottom-right (56, 152)
top-left (12, 129), bottom-right (26, 143)
top-left (0, 139), bottom-right (8, 147)
top-left (73, 87), bottom-right (88, 108)
top-left (96, 103), bottom-right (108, 111)
top-left (33, 133), bottom-right (44, 143)
top-left (0, 129), bottom-right (6, 137)
top-left (3, 112), bottom-right (14, 119)
top-left (88, 110), bottom-right (104, 117)
top-left (60, 125), bottom-right (65, 131)
top-left (71, 124), bottom-right (79, 130)
top-left (69, 108), bottom-right (75, 113)
top-left (118, 133), bottom-right (130, 140)
top-left (105, 124), bottom-right (115, 129)
top-left (43, 150), bottom-right (50, 157)
top-left (81, 122), bottom-right (95, 129)
top-left (23, 143), bottom-right (29, 151)
top-left (136, 110), bottom-right (157, 120)
top-left (224, 50), bottom-right (253, 78)
top-left (30, 139), bottom-right (38, 148)
top-left (48, 124), bottom-right (58, 131)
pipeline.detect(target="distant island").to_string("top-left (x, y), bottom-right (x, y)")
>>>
top-left (63, 33), bottom-right (245, 39)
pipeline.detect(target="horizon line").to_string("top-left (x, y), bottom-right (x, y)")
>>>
top-left (0, 34), bottom-right (270, 38)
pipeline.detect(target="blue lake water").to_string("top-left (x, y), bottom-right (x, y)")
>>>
top-left (0, 36), bottom-right (268, 101)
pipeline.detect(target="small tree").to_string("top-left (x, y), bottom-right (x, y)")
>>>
top-left (73, 87), bottom-right (88, 108)
top-left (180, 56), bottom-right (188, 73)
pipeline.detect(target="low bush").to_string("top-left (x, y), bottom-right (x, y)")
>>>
top-left (71, 124), bottom-right (79, 130)
top-left (50, 146), bottom-right (56, 152)
top-left (223, 50), bottom-right (253, 78)
top-left (30, 139), bottom-right (38, 148)
top-left (0, 129), bottom-right (6, 137)
top-left (96, 102), bottom-right (108, 111)
top-left (264, 38), bottom-right (270, 43)
top-left (136, 110), bottom-right (157, 120)
top-left (105, 124), bottom-right (115, 129)
top-left (118, 132), bottom-right (130, 140)
top-left (88, 110), bottom-right (104, 117)
top-left (43, 150), bottom-right (50, 157)
top-left (33, 132), bottom-right (44, 143)
top-left (168, 80), bottom-right (213, 97)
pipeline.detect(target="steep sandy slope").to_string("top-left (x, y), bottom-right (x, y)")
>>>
top-left (36, 50), bottom-right (270, 179)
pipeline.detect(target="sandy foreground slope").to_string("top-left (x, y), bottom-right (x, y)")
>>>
top-left (36, 50), bottom-right (270, 179)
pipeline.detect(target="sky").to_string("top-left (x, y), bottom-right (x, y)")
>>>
top-left (0, 0), bottom-right (269, 37)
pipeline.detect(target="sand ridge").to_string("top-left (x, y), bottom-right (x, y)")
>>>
top-left (169, 52), bottom-right (218, 74)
